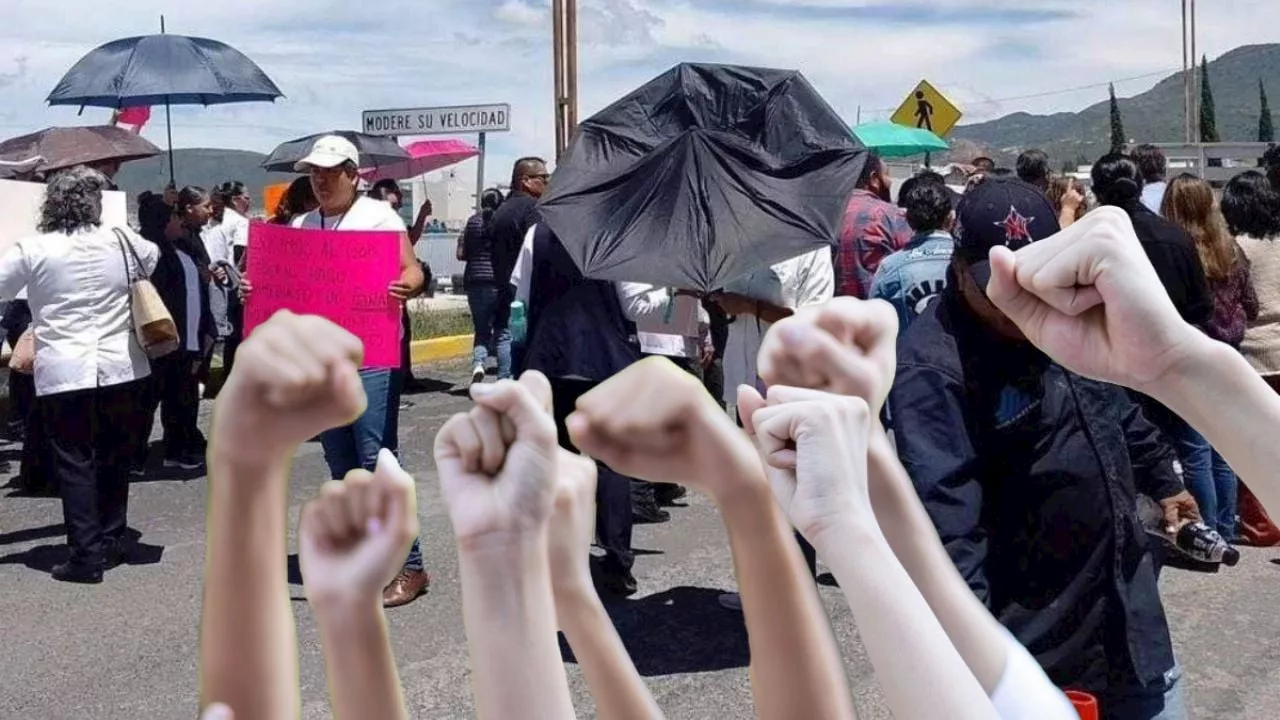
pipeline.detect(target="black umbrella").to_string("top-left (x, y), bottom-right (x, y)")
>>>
top-left (538, 62), bottom-right (868, 292)
top-left (45, 18), bottom-right (284, 185)
top-left (260, 131), bottom-right (411, 173)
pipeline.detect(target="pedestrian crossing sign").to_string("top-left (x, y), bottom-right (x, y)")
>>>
top-left (891, 80), bottom-right (963, 138)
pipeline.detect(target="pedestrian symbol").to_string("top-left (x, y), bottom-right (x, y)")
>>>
top-left (891, 80), bottom-right (963, 138)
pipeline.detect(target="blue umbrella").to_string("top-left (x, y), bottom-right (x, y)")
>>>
top-left (46, 19), bottom-right (283, 184)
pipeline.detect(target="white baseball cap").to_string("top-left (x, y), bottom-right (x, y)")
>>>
top-left (294, 135), bottom-right (360, 171)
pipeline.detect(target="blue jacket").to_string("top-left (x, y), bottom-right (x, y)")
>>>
top-left (869, 230), bottom-right (953, 330)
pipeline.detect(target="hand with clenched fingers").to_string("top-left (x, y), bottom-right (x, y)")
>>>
top-left (299, 449), bottom-right (420, 608)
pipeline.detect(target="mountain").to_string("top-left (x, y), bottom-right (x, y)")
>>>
top-left (948, 44), bottom-right (1280, 167)
top-left (114, 149), bottom-right (298, 209)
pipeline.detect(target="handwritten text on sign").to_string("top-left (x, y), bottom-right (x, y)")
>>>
top-left (361, 103), bottom-right (511, 137)
top-left (244, 222), bottom-right (401, 368)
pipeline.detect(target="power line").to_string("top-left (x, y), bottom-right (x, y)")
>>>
top-left (864, 67), bottom-right (1182, 115)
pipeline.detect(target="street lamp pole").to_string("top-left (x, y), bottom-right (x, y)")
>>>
top-left (1182, 0), bottom-right (1190, 142)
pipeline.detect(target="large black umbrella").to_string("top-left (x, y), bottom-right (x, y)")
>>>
top-left (0, 125), bottom-right (162, 175)
top-left (260, 131), bottom-right (411, 173)
top-left (46, 20), bottom-right (284, 185)
top-left (538, 62), bottom-right (868, 292)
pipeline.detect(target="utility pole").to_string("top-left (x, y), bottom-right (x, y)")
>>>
top-left (552, 0), bottom-right (578, 161)
top-left (1182, 0), bottom-right (1191, 142)
top-left (1191, 0), bottom-right (1199, 143)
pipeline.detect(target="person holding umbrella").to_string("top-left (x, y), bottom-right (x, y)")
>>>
top-left (242, 135), bottom-right (429, 607)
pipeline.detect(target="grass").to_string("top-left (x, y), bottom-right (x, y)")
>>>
top-left (410, 306), bottom-right (473, 340)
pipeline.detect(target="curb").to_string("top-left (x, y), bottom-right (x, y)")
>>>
top-left (411, 334), bottom-right (473, 364)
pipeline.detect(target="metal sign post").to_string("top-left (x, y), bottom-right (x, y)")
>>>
top-left (475, 132), bottom-right (486, 214)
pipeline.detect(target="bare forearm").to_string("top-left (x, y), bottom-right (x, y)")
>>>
top-left (314, 599), bottom-right (407, 720)
top-left (200, 451), bottom-right (300, 720)
top-left (716, 481), bottom-right (856, 720)
top-left (458, 541), bottom-right (576, 720)
top-left (558, 590), bottom-right (663, 720)
top-left (816, 522), bottom-right (997, 720)
top-left (1150, 334), bottom-right (1280, 515)
top-left (864, 430), bottom-right (1007, 693)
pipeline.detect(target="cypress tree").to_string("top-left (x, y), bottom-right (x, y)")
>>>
top-left (1109, 83), bottom-right (1126, 154)
top-left (1200, 54), bottom-right (1219, 143)
top-left (1260, 79), bottom-right (1275, 143)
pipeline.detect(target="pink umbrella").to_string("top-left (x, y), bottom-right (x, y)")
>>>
top-left (359, 138), bottom-right (480, 181)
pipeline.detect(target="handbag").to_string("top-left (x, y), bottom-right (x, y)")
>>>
top-left (114, 229), bottom-right (180, 359)
top-left (8, 327), bottom-right (34, 374)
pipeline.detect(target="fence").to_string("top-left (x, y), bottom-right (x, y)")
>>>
top-left (1130, 142), bottom-right (1274, 184)
top-left (415, 231), bottom-right (466, 290)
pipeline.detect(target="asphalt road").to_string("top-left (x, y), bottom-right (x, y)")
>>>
top-left (1, 361), bottom-right (1279, 719)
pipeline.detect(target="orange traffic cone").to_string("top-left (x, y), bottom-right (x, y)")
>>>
top-left (1065, 690), bottom-right (1099, 720)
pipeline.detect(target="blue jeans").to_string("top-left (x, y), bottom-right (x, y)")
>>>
top-left (1097, 664), bottom-right (1186, 720)
top-left (467, 284), bottom-right (512, 380)
top-left (319, 369), bottom-right (423, 571)
top-left (1174, 423), bottom-right (1238, 537)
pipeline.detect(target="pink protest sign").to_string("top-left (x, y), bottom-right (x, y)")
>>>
top-left (244, 222), bottom-right (401, 368)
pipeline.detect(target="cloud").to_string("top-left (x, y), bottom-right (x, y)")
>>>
top-left (0, 0), bottom-right (1277, 187)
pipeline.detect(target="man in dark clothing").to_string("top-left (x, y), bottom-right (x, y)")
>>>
top-left (489, 157), bottom-right (549, 377)
top-left (886, 177), bottom-right (1198, 720)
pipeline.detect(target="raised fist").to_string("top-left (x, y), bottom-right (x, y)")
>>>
top-left (298, 450), bottom-right (420, 607)
top-left (739, 385), bottom-right (874, 543)
top-left (433, 372), bottom-right (560, 550)
top-left (211, 310), bottom-right (365, 462)
top-left (757, 297), bottom-right (898, 418)
top-left (568, 357), bottom-right (760, 501)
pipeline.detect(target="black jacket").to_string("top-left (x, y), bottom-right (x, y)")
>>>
top-left (150, 237), bottom-right (216, 352)
top-left (488, 191), bottom-right (540, 287)
top-left (885, 290), bottom-right (1182, 694)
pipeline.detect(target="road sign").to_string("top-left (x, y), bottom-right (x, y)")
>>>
top-left (890, 80), bottom-right (962, 137)
top-left (361, 103), bottom-right (511, 137)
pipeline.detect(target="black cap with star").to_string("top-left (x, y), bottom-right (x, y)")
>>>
top-left (952, 176), bottom-right (1061, 288)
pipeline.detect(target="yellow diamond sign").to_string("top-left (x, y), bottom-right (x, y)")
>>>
top-left (890, 80), bottom-right (963, 138)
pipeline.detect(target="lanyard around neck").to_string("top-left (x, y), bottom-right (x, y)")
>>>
top-left (320, 198), bottom-right (357, 230)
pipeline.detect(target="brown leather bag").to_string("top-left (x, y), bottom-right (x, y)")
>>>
top-left (114, 229), bottom-right (179, 359)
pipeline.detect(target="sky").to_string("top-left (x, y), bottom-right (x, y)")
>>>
top-left (2, 0), bottom-right (1279, 187)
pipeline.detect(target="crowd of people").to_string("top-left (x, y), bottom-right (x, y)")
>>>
top-left (6, 131), bottom-right (1280, 719)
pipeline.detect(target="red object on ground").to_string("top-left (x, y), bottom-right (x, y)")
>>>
top-left (1065, 690), bottom-right (1099, 720)
top-left (1239, 480), bottom-right (1280, 546)
top-left (358, 138), bottom-right (480, 182)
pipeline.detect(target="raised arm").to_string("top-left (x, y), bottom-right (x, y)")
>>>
top-left (569, 358), bottom-right (856, 720)
top-left (200, 311), bottom-right (367, 720)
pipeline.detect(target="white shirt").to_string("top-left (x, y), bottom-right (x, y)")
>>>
top-left (0, 226), bottom-right (159, 396)
top-left (508, 227), bottom-right (679, 328)
top-left (176, 249), bottom-right (201, 352)
top-left (292, 196), bottom-right (405, 232)
top-left (202, 208), bottom-right (249, 266)
top-left (722, 248), bottom-right (834, 405)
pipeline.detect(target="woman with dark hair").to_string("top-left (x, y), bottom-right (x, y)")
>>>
top-left (0, 166), bottom-right (159, 583)
top-left (1093, 153), bottom-right (1215, 523)
top-left (141, 186), bottom-right (218, 471)
top-left (1161, 174), bottom-right (1257, 537)
top-left (270, 176), bottom-right (319, 226)
top-left (1223, 171), bottom-right (1280, 393)
top-left (133, 192), bottom-right (216, 474)
top-left (459, 187), bottom-right (508, 385)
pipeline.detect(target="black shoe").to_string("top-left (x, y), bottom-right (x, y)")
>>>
top-left (633, 506), bottom-right (670, 524)
top-left (599, 572), bottom-right (638, 597)
top-left (52, 561), bottom-right (104, 584)
top-left (655, 484), bottom-right (687, 506)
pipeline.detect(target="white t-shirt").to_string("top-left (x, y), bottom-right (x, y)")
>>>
top-left (201, 209), bottom-right (249, 266)
top-left (291, 196), bottom-right (406, 233)
top-left (722, 248), bottom-right (834, 405)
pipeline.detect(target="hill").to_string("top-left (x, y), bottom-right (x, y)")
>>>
top-left (114, 148), bottom-right (298, 209)
top-left (948, 43), bottom-right (1280, 166)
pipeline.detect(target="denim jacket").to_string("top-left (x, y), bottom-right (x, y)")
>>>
top-left (869, 231), bottom-right (954, 330)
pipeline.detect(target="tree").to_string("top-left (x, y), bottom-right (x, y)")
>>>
top-left (1200, 54), bottom-right (1219, 143)
top-left (1260, 79), bottom-right (1275, 143)
top-left (1108, 83), bottom-right (1126, 154)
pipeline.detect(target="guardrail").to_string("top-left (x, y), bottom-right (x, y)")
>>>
top-left (1131, 142), bottom-right (1274, 184)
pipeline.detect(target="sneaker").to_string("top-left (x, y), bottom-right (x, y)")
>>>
top-left (718, 592), bottom-right (743, 611)
top-left (129, 467), bottom-right (146, 478)
top-left (470, 364), bottom-right (486, 386)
